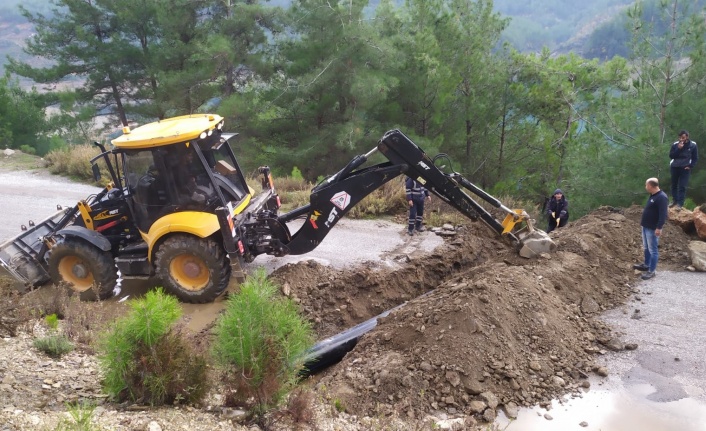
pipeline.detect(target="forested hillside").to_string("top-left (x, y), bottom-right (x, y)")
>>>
top-left (583, 0), bottom-right (706, 59)
top-left (1, 0), bottom-right (706, 219)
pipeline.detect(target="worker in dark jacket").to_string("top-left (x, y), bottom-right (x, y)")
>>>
top-left (405, 177), bottom-right (431, 236)
top-left (546, 189), bottom-right (569, 233)
top-left (633, 177), bottom-right (669, 280)
top-left (669, 130), bottom-right (698, 208)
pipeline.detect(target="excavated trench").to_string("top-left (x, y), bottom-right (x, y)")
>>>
top-left (268, 206), bottom-right (696, 424)
top-left (269, 224), bottom-right (523, 379)
top-left (268, 225), bottom-right (498, 341)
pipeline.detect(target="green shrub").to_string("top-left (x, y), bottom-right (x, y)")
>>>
top-left (45, 313), bottom-right (59, 330)
top-left (97, 288), bottom-right (209, 405)
top-left (33, 334), bottom-right (74, 358)
top-left (19, 144), bottom-right (36, 155)
top-left (683, 198), bottom-right (696, 211)
top-left (212, 268), bottom-right (314, 412)
top-left (53, 401), bottom-right (103, 431)
top-left (290, 166), bottom-right (304, 181)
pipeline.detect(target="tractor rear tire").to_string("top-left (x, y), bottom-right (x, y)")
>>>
top-left (154, 235), bottom-right (230, 303)
top-left (47, 238), bottom-right (118, 301)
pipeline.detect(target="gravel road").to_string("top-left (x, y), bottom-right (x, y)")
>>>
top-left (0, 169), bottom-right (101, 242)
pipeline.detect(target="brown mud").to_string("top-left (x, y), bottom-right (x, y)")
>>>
top-left (269, 205), bottom-right (693, 423)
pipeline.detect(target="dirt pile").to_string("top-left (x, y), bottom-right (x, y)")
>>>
top-left (270, 205), bottom-right (694, 425)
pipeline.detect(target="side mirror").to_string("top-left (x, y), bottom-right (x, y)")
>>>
top-left (92, 164), bottom-right (101, 182)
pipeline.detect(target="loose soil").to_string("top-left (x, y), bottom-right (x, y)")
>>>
top-left (269, 205), bottom-right (693, 425)
top-left (0, 202), bottom-right (697, 430)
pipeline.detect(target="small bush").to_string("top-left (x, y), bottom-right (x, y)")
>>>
top-left (290, 166), bottom-right (304, 181)
top-left (97, 288), bottom-right (209, 405)
top-left (683, 198), bottom-right (696, 211)
top-left (34, 334), bottom-right (74, 358)
top-left (212, 268), bottom-right (314, 412)
top-left (45, 313), bottom-right (59, 330)
top-left (19, 144), bottom-right (36, 155)
top-left (53, 401), bottom-right (103, 431)
top-left (333, 398), bottom-right (346, 413)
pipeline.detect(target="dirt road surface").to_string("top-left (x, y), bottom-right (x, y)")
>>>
top-left (0, 169), bottom-right (101, 241)
top-left (2, 163), bottom-right (706, 431)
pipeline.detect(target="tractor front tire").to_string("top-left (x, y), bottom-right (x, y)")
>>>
top-left (155, 235), bottom-right (230, 303)
top-left (47, 238), bottom-right (118, 301)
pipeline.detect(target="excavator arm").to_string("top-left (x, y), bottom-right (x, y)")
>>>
top-left (236, 129), bottom-right (554, 261)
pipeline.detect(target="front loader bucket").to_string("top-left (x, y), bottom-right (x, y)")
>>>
top-left (0, 210), bottom-right (66, 289)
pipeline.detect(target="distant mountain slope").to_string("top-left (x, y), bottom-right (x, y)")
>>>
top-left (0, 0), bottom-right (648, 75)
top-left (492, 0), bottom-right (635, 53)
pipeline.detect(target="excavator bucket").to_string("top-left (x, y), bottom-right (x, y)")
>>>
top-left (500, 209), bottom-right (556, 257)
top-left (517, 229), bottom-right (556, 258)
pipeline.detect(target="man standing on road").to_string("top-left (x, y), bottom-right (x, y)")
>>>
top-left (669, 130), bottom-right (698, 208)
top-left (405, 177), bottom-right (431, 236)
top-left (633, 177), bottom-right (669, 280)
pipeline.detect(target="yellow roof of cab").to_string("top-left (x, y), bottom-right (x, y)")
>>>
top-left (111, 114), bottom-right (224, 149)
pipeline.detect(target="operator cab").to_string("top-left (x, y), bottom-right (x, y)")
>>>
top-left (112, 115), bottom-right (251, 233)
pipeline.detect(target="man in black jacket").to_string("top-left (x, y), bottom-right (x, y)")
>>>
top-left (669, 130), bottom-right (698, 208)
top-left (633, 178), bottom-right (669, 280)
top-left (545, 189), bottom-right (569, 233)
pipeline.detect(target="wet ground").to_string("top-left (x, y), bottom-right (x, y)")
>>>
top-left (498, 270), bottom-right (706, 431)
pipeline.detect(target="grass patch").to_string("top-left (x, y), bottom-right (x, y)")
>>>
top-left (0, 150), bottom-right (45, 171)
top-left (347, 177), bottom-right (407, 219)
top-left (275, 176), bottom-right (314, 212)
top-left (53, 401), bottom-right (104, 431)
top-left (32, 313), bottom-right (75, 359)
top-left (33, 334), bottom-right (74, 358)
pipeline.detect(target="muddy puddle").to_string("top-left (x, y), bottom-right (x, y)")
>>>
top-left (497, 381), bottom-right (706, 431)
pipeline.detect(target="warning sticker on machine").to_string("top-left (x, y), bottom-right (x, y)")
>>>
top-left (330, 191), bottom-right (351, 210)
